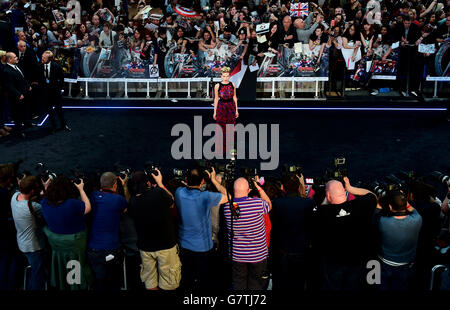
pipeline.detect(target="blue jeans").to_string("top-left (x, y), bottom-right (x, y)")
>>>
top-left (87, 247), bottom-right (124, 291)
top-left (23, 249), bottom-right (47, 290)
top-left (379, 261), bottom-right (415, 291)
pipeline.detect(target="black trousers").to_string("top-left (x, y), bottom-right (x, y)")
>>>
top-left (232, 259), bottom-right (269, 290)
top-left (179, 247), bottom-right (212, 290)
top-left (9, 96), bottom-right (28, 134)
top-left (44, 88), bottom-right (66, 129)
top-left (87, 247), bottom-right (124, 291)
top-left (397, 46), bottom-right (420, 92)
top-left (272, 251), bottom-right (307, 291)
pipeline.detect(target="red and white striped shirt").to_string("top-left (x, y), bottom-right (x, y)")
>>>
top-left (224, 196), bottom-right (269, 263)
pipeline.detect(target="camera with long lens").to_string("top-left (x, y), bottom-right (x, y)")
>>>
top-left (197, 159), bottom-right (213, 173)
top-left (241, 167), bottom-right (259, 190)
top-left (70, 168), bottom-right (86, 185)
top-left (367, 180), bottom-right (401, 198)
top-left (385, 174), bottom-right (408, 192)
top-left (35, 162), bottom-right (57, 182)
top-left (144, 162), bottom-right (160, 182)
top-left (430, 171), bottom-right (450, 186)
top-left (377, 188), bottom-right (412, 217)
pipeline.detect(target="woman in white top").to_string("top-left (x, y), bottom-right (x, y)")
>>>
top-left (99, 22), bottom-right (117, 49)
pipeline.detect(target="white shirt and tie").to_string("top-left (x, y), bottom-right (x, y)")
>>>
top-left (44, 63), bottom-right (50, 79)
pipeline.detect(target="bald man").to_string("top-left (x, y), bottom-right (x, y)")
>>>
top-left (280, 15), bottom-right (296, 48)
top-left (294, 13), bottom-right (320, 44)
top-left (224, 176), bottom-right (272, 290)
top-left (3, 52), bottom-right (32, 137)
top-left (314, 177), bottom-right (377, 290)
top-left (16, 40), bottom-right (38, 84)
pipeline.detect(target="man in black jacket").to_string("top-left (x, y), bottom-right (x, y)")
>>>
top-left (3, 52), bottom-right (31, 137)
top-left (38, 50), bottom-right (70, 132)
top-left (395, 15), bottom-right (421, 97)
top-left (16, 40), bottom-right (38, 83)
top-left (16, 40), bottom-right (40, 119)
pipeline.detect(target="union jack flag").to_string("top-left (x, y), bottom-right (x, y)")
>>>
top-left (290, 3), bottom-right (309, 18)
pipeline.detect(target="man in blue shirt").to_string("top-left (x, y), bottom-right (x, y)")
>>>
top-left (88, 172), bottom-right (129, 291)
top-left (375, 190), bottom-right (422, 290)
top-left (175, 167), bottom-right (228, 290)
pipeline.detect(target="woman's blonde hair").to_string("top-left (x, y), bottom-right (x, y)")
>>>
top-left (221, 66), bottom-right (231, 73)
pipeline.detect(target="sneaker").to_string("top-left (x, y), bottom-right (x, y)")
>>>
top-left (411, 91), bottom-right (419, 97)
top-left (370, 90), bottom-right (379, 96)
top-left (401, 91), bottom-right (408, 97)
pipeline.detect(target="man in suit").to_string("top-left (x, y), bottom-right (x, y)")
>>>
top-left (38, 50), bottom-right (70, 132)
top-left (395, 15), bottom-right (422, 97)
top-left (16, 40), bottom-right (40, 119)
top-left (3, 52), bottom-right (32, 137)
top-left (16, 40), bottom-right (38, 84)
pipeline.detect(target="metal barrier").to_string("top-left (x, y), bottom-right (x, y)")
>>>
top-left (64, 77), bottom-right (329, 100)
top-left (426, 76), bottom-right (450, 98)
top-left (430, 264), bottom-right (448, 291)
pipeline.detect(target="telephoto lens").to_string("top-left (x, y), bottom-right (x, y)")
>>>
top-left (431, 171), bottom-right (450, 186)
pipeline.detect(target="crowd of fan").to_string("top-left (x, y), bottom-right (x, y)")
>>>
top-left (0, 161), bottom-right (449, 291)
top-left (0, 0), bottom-right (449, 92)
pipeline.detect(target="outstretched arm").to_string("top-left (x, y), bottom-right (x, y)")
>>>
top-left (213, 83), bottom-right (219, 120)
top-left (233, 82), bottom-right (239, 118)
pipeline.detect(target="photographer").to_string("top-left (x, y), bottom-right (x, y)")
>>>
top-left (11, 175), bottom-right (47, 290)
top-left (224, 176), bottom-right (272, 290)
top-left (406, 180), bottom-right (441, 289)
top-left (375, 190), bottom-right (422, 290)
top-left (174, 167), bottom-right (228, 290)
top-left (314, 177), bottom-right (377, 290)
top-left (128, 169), bottom-right (181, 291)
top-left (271, 173), bottom-right (315, 291)
top-left (41, 175), bottom-right (91, 289)
top-left (0, 163), bottom-right (20, 290)
top-left (88, 172), bottom-right (128, 291)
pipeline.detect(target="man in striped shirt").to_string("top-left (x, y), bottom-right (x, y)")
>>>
top-left (224, 177), bottom-right (272, 290)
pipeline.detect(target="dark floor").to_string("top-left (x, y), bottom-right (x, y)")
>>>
top-left (1, 99), bottom-right (449, 186)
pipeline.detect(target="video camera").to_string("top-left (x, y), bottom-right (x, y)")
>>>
top-left (325, 157), bottom-right (347, 181)
top-left (282, 164), bottom-right (302, 176)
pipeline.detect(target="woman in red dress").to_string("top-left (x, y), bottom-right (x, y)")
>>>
top-left (213, 67), bottom-right (239, 153)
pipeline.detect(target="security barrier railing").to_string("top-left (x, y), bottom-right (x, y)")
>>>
top-left (64, 76), bottom-right (448, 100)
